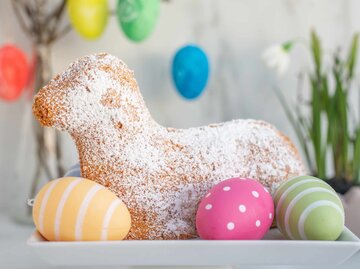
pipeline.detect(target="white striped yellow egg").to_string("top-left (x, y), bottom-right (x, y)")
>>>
top-left (274, 175), bottom-right (344, 240)
top-left (32, 177), bottom-right (131, 241)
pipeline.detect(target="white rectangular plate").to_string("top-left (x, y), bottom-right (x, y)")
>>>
top-left (27, 228), bottom-right (360, 267)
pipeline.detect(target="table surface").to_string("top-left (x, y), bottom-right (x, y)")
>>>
top-left (0, 214), bottom-right (359, 269)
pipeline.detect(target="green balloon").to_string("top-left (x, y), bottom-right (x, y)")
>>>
top-left (117, 0), bottom-right (159, 42)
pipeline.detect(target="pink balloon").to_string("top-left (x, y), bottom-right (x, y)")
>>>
top-left (196, 178), bottom-right (274, 240)
top-left (0, 44), bottom-right (29, 102)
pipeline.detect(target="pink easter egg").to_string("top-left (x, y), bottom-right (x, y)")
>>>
top-left (196, 177), bottom-right (274, 240)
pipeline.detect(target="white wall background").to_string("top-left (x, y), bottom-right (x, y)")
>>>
top-left (1, 0), bottom-right (360, 215)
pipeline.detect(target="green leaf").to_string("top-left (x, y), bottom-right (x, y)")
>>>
top-left (353, 129), bottom-right (360, 183)
top-left (310, 75), bottom-right (325, 178)
top-left (339, 94), bottom-right (349, 176)
top-left (311, 30), bottom-right (322, 78)
top-left (332, 67), bottom-right (349, 178)
top-left (297, 110), bottom-right (315, 172)
top-left (282, 41), bottom-right (294, 52)
top-left (346, 33), bottom-right (359, 80)
top-left (321, 75), bottom-right (329, 111)
top-left (273, 87), bottom-right (314, 173)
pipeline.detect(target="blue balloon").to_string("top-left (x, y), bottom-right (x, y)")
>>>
top-left (172, 45), bottom-right (209, 99)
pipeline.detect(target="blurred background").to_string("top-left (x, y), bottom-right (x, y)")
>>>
top-left (1, 0), bottom-right (360, 244)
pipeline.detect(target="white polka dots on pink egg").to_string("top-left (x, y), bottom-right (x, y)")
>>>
top-left (227, 222), bottom-right (235, 230)
top-left (196, 177), bottom-right (274, 240)
top-left (239, 204), bottom-right (246, 213)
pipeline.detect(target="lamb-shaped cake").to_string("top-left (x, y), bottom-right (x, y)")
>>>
top-left (33, 53), bottom-right (305, 240)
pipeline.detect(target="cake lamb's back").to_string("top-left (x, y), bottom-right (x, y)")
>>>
top-left (33, 53), bottom-right (306, 240)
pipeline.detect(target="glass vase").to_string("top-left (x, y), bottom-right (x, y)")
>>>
top-left (13, 44), bottom-right (65, 224)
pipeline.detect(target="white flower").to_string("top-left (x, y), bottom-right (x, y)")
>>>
top-left (262, 42), bottom-right (293, 76)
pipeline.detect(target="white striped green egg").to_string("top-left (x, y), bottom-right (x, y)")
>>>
top-left (274, 175), bottom-right (344, 240)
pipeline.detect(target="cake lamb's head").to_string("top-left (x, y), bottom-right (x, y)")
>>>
top-left (33, 53), bottom-right (150, 133)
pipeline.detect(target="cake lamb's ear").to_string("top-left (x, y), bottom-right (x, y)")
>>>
top-left (33, 81), bottom-right (69, 130)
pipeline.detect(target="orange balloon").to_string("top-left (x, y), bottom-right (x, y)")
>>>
top-left (0, 44), bottom-right (29, 102)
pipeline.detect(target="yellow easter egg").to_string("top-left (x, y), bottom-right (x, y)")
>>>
top-left (32, 177), bottom-right (131, 241)
top-left (67, 0), bottom-right (108, 40)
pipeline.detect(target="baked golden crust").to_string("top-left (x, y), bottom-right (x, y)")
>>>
top-left (33, 53), bottom-right (306, 240)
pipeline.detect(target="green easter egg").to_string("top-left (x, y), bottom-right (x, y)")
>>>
top-left (67, 0), bottom-right (108, 40)
top-left (117, 0), bottom-right (159, 42)
top-left (274, 176), bottom-right (344, 240)
top-left (303, 206), bottom-right (344, 240)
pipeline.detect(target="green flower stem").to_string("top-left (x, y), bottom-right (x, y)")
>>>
top-left (275, 30), bottom-right (360, 184)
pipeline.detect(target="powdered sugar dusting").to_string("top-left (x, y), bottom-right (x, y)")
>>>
top-left (33, 53), bottom-right (306, 240)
